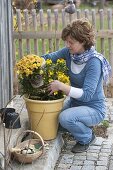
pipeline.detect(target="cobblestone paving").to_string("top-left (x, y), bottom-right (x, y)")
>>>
top-left (55, 98), bottom-right (113, 170)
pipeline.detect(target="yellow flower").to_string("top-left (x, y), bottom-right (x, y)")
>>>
top-left (54, 91), bottom-right (58, 95)
top-left (40, 70), bottom-right (43, 75)
top-left (46, 59), bottom-right (52, 65)
top-left (15, 54), bottom-right (44, 78)
top-left (49, 79), bottom-right (53, 83)
top-left (57, 58), bottom-right (65, 64)
top-left (16, 54), bottom-right (70, 100)
top-left (48, 71), bottom-right (54, 76)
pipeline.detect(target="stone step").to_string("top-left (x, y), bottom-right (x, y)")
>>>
top-left (0, 95), bottom-right (63, 170)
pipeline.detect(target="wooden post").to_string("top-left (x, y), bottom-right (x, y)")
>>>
top-left (0, 0), bottom-right (13, 108)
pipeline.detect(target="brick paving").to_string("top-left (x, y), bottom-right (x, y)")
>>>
top-left (55, 98), bottom-right (113, 170)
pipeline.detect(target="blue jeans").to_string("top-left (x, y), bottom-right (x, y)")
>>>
top-left (59, 97), bottom-right (105, 145)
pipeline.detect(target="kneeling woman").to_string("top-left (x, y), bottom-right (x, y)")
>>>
top-left (42, 18), bottom-right (111, 153)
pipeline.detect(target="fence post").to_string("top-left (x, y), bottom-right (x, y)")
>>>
top-left (0, 0), bottom-right (13, 108)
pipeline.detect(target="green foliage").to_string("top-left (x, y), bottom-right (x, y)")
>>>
top-left (101, 120), bottom-right (109, 128)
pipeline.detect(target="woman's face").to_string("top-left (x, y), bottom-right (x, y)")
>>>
top-left (65, 36), bottom-right (85, 54)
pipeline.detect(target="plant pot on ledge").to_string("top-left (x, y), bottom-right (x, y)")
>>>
top-left (15, 54), bottom-right (69, 140)
top-left (24, 96), bottom-right (65, 140)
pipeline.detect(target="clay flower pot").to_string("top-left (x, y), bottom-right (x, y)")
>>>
top-left (24, 96), bottom-right (65, 140)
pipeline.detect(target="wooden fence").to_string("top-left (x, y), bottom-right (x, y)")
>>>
top-left (13, 8), bottom-right (113, 97)
top-left (0, 0), bottom-right (13, 108)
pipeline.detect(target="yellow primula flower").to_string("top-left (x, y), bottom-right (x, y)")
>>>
top-left (57, 58), bottom-right (65, 64)
top-left (46, 59), bottom-right (52, 65)
top-left (40, 70), bottom-right (43, 75)
top-left (54, 91), bottom-right (58, 95)
top-left (49, 79), bottom-right (53, 83)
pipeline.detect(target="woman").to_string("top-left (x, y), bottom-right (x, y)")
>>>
top-left (42, 18), bottom-right (111, 153)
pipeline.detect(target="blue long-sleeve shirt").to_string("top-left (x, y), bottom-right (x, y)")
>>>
top-left (42, 47), bottom-right (106, 114)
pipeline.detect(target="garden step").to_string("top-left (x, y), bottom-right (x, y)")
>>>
top-left (0, 95), bottom-right (64, 170)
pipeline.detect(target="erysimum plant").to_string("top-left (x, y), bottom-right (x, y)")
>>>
top-left (16, 54), bottom-right (70, 100)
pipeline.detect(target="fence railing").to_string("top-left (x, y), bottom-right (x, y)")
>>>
top-left (13, 8), bottom-right (113, 97)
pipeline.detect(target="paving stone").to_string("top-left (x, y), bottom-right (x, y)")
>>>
top-left (98, 156), bottom-right (109, 161)
top-left (70, 165), bottom-right (82, 170)
top-left (99, 152), bottom-right (111, 157)
top-left (96, 160), bottom-right (108, 166)
top-left (60, 154), bottom-right (74, 164)
top-left (89, 145), bottom-right (101, 150)
top-left (74, 155), bottom-right (87, 161)
top-left (73, 160), bottom-right (84, 166)
top-left (81, 165), bottom-right (95, 170)
top-left (75, 152), bottom-right (87, 156)
top-left (102, 144), bottom-right (112, 149)
top-left (103, 140), bottom-right (112, 145)
top-left (101, 149), bottom-right (111, 153)
top-left (87, 153), bottom-right (99, 161)
top-left (83, 160), bottom-right (95, 165)
top-left (87, 149), bottom-right (100, 153)
top-left (93, 137), bottom-right (104, 146)
top-left (57, 163), bottom-right (71, 169)
top-left (95, 166), bottom-right (108, 170)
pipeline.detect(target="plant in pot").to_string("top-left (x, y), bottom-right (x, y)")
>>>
top-left (15, 54), bottom-right (70, 140)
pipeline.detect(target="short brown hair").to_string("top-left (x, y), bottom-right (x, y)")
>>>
top-left (61, 18), bottom-right (95, 50)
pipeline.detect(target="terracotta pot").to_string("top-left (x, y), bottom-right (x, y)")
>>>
top-left (23, 96), bottom-right (65, 140)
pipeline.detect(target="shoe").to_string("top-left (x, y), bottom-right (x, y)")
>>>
top-left (71, 132), bottom-right (96, 153)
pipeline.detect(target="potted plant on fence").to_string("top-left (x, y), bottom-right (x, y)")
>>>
top-left (15, 54), bottom-right (70, 140)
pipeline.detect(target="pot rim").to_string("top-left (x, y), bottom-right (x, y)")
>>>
top-left (23, 95), bottom-right (66, 104)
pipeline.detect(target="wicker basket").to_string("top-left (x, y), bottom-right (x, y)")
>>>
top-left (10, 130), bottom-right (45, 164)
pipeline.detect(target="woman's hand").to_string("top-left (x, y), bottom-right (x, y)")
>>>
top-left (48, 80), bottom-right (61, 94)
top-left (48, 80), bottom-right (71, 95)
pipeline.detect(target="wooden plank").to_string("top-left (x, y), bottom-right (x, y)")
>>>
top-left (76, 9), bottom-right (81, 19)
top-left (13, 30), bottom-right (113, 39)
top-left (99, 9), bottom-right (105, 55)
top-left (91, 9), bottom-right (96, 29)
top-left (16, 9), bottom-right (23, 58)
top-left (24, 9), bottom-right (31, 54)
top-left (62, 9), bottom-right (66, 28)
top-left (107, 9), bottom-right (113, 68)
top-left (91, 9), bottom-right (97, 48)
top-left (13, 40), bottom-right (18, 95)
top-left (54, 9), bottom-right (60, 51)
top-left (62, 9), bottom-right (66, 46)
top-left (84, 9), bottom-right (89, 19)
top-left (47, 9), bottom-right (52, 53)
top-left (107, 9), bottom-right (113, 95)
top-left (32, 9), bottom-right (38, 54)
top-left (39, 9), bottom-right (45, 54)
top-left (69, 13), bottom-right (73, 23)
